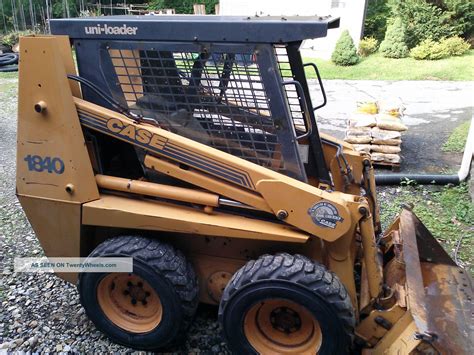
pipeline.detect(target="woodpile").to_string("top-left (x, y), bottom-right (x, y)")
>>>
top-left (344, 100), bottom-right (406, 167)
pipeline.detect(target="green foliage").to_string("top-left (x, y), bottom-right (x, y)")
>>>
top-left (442, 0), bottom-right (474, 39)
top-left (389, 0), bottom-right (456, 48)
top-left (366, 0), bottom-right (474, 44)
top-left (148, 0), bottom-right (218, 14)
top-left (379, 18), bottom-right (409, 58)
top-left (410, 37), bottom-right (470, 60)
top-left (442, 120), bottom-right (471, 152)
top-left (331, 30), bottom-right (359, 66)
top-left (378, 184), bottom-right (474, 273)
top-left (410, 39), bottom-right (447, 60)
top-left (364, 0), bottom-right (391, 42)
top-left (1, 30), bottom-right (35, 46)
top-left (358, 37), bottom-right (379, 57)
top-left (441, 36), bottom-right (471, 56)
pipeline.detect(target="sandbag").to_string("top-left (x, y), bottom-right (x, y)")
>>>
top-left (378, 98), bottom-right (405, 117)
top-left (371, 127), bottom-right (401, 140)
top-left (371, 138), bottom-right (402, 146)
top-left (376, 114), bottom-right (407, 131)
top-left (356, 101), bottom-right (378, 115)
top-left (352, 144), bottom-right (372, 153)
top-left (349, 114), bottom-right (377, 128)
top-left (346, 127), bottom-right (372, 136)
top-left (344, 135), bottom-right (372, 144)
top-left (370, 144), bottom-right (401, 154)
top-left (371, 152), bottom-right (401, 164)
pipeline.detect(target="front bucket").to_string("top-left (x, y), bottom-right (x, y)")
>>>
top-left (396, 209), bottom-right (473, 354)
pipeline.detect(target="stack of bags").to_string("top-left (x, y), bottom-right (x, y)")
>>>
top-left (344, 100), bottom-right (407, 165)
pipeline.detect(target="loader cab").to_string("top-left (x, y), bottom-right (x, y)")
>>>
top-left (50, 15), bottom-right (339, 185)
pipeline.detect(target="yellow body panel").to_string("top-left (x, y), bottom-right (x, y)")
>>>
top-left (82, 194), bottom-right (309, 243)
top-left (17, 195), bottom-right (81, 283)
top-left (16, 36), bottom-right (98, 203)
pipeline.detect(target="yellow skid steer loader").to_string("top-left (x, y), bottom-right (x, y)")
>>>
top-left (16, 16), bottom-right (472, 354)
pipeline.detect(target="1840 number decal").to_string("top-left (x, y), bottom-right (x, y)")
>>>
top-left (24, 155), bottom-right (65, 174)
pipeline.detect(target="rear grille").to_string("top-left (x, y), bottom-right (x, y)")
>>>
top-left (274, 45), bottom-right (307, 133)
top-left (108, 47), bottom-right (285, 171)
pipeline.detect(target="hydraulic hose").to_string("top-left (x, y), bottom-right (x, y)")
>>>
top-left (0, 53), bottom-right (18, 66)
top-left (0, 53), bottom-right (19, 72)
top-left (375, 115), bottom-right (474, 186)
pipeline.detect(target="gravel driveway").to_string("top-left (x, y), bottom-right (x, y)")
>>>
top-left (1, 77), bottom-right (472, 353)
top-left (0, 77), bottom-right (228, 353)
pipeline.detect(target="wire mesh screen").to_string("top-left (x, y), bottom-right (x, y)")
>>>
top-left (107, 47), bottom-right (286, 171)
top-left (274, 45), bottom-right (308, 133)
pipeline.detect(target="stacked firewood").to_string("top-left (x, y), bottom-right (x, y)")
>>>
top-left (344, 100), bottom-right (407, 166)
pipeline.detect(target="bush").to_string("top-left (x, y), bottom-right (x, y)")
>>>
top-left (443, 0), bottom-right (474, 40)
top-left (148, 0), bottom-right (219, 14)
top-left (364, 0), bottom-right (391, 42)
top-left (410, 39), bottom-right (446, 60)
top-left (441, 36), bottom-right (471, 56)
top-left (410, 36), bottom-right (470, 60)
top-left (379, 18), bottom-right (409, 58)
top-left (358, 37), bottom-right (379, 57)
top-left (389, 0), bottom-right (455, 48)
top-left (331, 30), bottom-right (360, 66)
top-left (1, 30), bottom-right (35, 47)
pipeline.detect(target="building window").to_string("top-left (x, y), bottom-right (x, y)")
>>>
top-left (331, 0), bottom-right (346, 8)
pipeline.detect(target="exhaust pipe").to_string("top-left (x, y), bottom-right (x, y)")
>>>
top-left (375, 116), bottom-right (474, 185)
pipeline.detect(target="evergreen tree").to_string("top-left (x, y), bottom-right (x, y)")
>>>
top-left (331, 30), bottom-right (360, 66)
top-left (379, 17), bottom-right (409, 58)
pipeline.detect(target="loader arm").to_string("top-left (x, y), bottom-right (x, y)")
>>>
top-left (75, 97), bottom-right (367, 243)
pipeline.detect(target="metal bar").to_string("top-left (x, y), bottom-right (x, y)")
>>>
top-left (281, 80), bottom-right (312, 140)
top-left (95, 174), bottom-right (220, 207)
top-left (303, 62), bottom-right (327, 110)
top-left (285, 43), bottom-right (331, 184)
top-left (359, 213), bottom-right (383, 299)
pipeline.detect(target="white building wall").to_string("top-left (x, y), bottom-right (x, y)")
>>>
top-left (218, 0), bottom-right (367, 59)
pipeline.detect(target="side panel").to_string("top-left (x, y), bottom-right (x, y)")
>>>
top-left (16, 36), bottom-right (99, 203)
top-left (82, 194), bottom-right (309, 243)
top-left (17, 195), bottom-right (81, 283)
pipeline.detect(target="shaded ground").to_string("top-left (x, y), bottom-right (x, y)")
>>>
top-left (311, 79), bottom-right (473, 173)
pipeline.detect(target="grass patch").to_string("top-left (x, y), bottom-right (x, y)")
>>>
top-left (442, 120), bottom-right (471, 152)
top-left (0, 71), bottom-right (19, 80)
top-left (0, 80), bottom-right (17, 98)
top-left (304, 50), bottom-right (474, 81)
top-left (378, 184), bottom-right (474, 274)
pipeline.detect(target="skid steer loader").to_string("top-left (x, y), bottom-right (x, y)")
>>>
top-left (16, 15), bottom-right (472, 354)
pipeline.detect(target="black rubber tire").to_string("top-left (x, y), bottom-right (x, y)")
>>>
top-left (78, 235), bottom-right (199, 350)
top-left (219, 253), bottom-right (355, 354)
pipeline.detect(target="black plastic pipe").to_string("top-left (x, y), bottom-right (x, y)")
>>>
top-left (375, 174), bottom-right (460, 185)
top-left (375, 116), bottom-right (473, 186)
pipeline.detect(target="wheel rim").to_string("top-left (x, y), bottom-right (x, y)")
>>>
top-left (244, 299), bottom-right (322, 354)
top-left (97, 273), bottom-right (162, 333)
